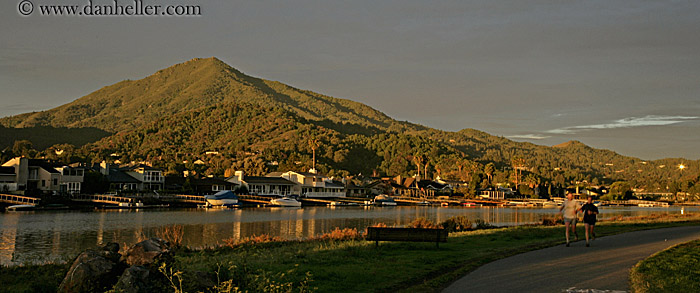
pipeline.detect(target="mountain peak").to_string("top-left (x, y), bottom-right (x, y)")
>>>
top-left (553, 140), bottom-right (586, 148)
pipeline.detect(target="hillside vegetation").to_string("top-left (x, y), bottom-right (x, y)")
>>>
top-left (1, 57), bottom-right (698, 198)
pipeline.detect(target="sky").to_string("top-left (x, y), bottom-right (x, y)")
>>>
top-left (2, 0), bottom-right (699, 160)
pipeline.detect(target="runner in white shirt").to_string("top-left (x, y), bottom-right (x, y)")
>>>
top-left (559, 192), bottom-right (581, 246)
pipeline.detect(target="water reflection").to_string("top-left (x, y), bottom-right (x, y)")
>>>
top-left (0, 205), bottom-right (695, 266)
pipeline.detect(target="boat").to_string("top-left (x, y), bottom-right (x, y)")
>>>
top-left (5, 204), bottom-right (35, 211)
top-left (542, 201), bottom-right (559, 208)
top-left (205, 190), bottom-right (240, 207)
top-left (270, 197), bottom-right (302, 207)
top-left (441, 202), bottom-right (449, 207)
top-left (638, 203), bottom-right (655, 207)
top-left (373, 194), bottom-right (397, 206)
top-left (462, 202), bottom-right (482, 207)
top-left (417, 200), bottom-right (432, 206)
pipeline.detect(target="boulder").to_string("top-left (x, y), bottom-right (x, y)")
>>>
top-left (122, 238), bottom-right (171, 266)
top-left (113, 265), bottom-right (151, 293)
top-left (58, 242), bottom-right (125, 293)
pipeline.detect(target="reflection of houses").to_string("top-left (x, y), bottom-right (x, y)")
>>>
top-left (279, 171), bottom-right (345, 198)
top-left (227, 171), bottom-right (295, 196)
top-left (1, 157), bottom-right (85, 194)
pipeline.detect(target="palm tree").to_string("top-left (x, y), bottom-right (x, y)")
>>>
top-left (484, 162), bottom-right (495, 186)
top-left (308, 138), bottom-right (320, 172)
top-left (412, 153), bottom-right (425, 179)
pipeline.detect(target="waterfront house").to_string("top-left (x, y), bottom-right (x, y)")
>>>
top-left (435, 176), bottom-right (468, 190)
top-left (277, 170), bottom-right (345, 198)
top-left (121, 164), bottom-right (164, 190)
top-left (55, 165), bottom-right (85, 195)
top-left (227, 171), bottom-right (295, 196)
top-left (96, 161), bottom-right (164, 191)
top-left (0, 166), bottom-right (17, 192)
top-left (166, 176), bottom-right (238, 195)
top-left (1, 157), bottom-right (85, 194)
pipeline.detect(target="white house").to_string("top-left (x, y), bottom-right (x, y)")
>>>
top-left (279, 170), bottom-right (345, 198)
top-left (227, 171), bottom-right (295, 196)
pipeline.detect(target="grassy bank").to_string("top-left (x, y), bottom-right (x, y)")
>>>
top-left (2, 213), bottom-right (699, 293)
top-left (629, 239), bottom-right (700, 293)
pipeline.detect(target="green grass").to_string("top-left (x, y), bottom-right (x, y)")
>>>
top-left (0, 263), bottom-right (69, 293)
top-left (629, 239), bottom-right (700, 293)
top-left (172, 214), bottom-right (700, 293)
top-left (2, 214), bottom-right (699, 293)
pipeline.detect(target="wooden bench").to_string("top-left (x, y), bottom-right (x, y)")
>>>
top-left (366, 227), bottom-right (448, 248)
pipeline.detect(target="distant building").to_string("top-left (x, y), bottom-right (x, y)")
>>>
top-left (0, 166), bottom-right (17, 192)
top-left (275, 170), bottom-right (345, 198)
top-left (165, 176), bottom-right (237, 195)
top-left (96, 162), bottom-right (164, 191)
top-left (1, 157), bottom-right (85, 194)
top-left (227, 171), bottom-right (295, 196)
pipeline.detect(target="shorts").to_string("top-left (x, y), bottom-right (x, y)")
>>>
top-left (583, 218), bottom-right (596, 225)
top-left (564, 217), bottom-right (576, 224)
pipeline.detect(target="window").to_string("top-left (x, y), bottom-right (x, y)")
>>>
top-left (53, 178), bottom-right (58, 186)
top-left (144, 171), bottom-right (162, 182)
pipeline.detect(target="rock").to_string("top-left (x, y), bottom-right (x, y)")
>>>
top-left (58, 242), bottom-right (125, 293)
top-left (122, 238), bottom-right (171, 266)
top-left (114, 265), bottom-right (151, 293)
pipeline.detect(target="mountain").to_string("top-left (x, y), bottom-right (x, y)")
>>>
top-left (0, 57), bottom-right (420, 134)
top-left (1, 58), bottom-right (697, 195)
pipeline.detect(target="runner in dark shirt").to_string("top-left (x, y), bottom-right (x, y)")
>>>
top-left (579, 195), bottom-right (599, 247)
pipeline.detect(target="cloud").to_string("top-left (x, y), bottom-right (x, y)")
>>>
top-left (546, 115), bottom-right (699, 135)
top-left (508, 134), bottom-right (551, 140)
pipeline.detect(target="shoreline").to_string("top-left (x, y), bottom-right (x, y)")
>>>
top-left (2, 213), bottom-right (699, 292)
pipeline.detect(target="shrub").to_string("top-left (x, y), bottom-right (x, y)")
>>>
top-left (408, 218), bottom-right (438, 229)
top-left (316, 228), bottom-right (362, 241)
top-left (440, 216), bottom-right (472, 232)
top-left (541, 215), bottom-right (562, 226)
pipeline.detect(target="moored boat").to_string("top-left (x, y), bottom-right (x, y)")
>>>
top-left (5, 204), bottom-right (35, 211)
top-left (542, 201), bottom-right (559, 208)
top-left (373, 194), bottom-right (397, 206)
top-left (205, 190), bottom-right (240, 207)
top-left (270, 197), bottom-right (302, 207)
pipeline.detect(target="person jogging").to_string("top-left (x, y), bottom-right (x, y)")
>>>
top-left (579, 195), bottom-right (599, 247)
top-left (559, 192), bottom-right (580, 246)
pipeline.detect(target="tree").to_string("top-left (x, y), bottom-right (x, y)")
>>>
top-left (484, 163), bottom-right (495, 186)
top-left (609, 181), bottom-right (632, 200)
top-left (12, 140), bottom-right (35, 157)
top-left (308, 138), bottom-right (320, 171)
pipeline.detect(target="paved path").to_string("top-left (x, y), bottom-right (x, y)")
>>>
top-left (443, 225), bottom-right (700, 293)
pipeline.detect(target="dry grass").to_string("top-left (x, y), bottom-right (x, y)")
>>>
top-left (314, 227), bottom-right (362, 241)
top-left (221, 234), bottom-right (285, 248)
top-left (408, 217), bottom-right (439, 229)
top-left (156, 225), bottom-right (184, 248)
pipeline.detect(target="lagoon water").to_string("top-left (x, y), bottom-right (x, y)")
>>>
top-left (1, 205), bottom-right (695, 266)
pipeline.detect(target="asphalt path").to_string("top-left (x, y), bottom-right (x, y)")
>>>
top-left (443, 225), bottom-right (700, 293)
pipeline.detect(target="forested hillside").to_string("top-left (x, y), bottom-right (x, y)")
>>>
top-left (1, 58), bottom-right (698, 198)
